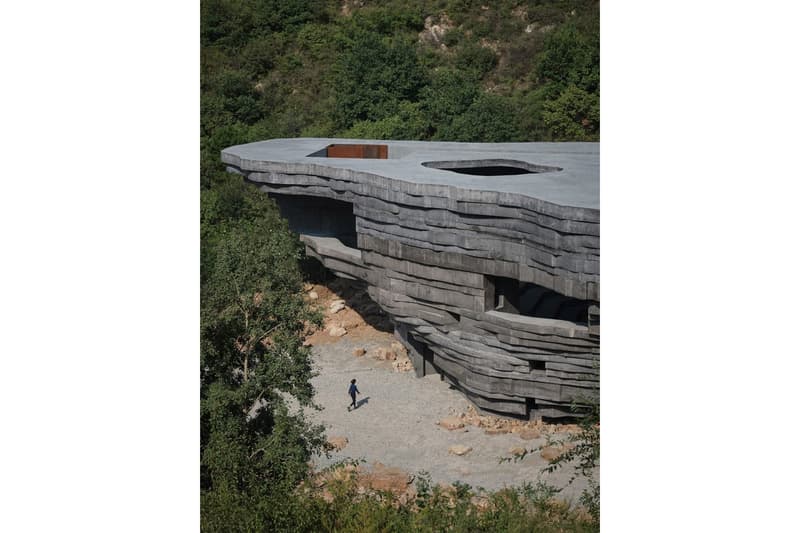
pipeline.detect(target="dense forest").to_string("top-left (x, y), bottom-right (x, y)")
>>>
top-left (201, 1), bottom-right (599, 530)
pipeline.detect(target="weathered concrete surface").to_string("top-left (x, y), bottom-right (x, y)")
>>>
top-left (223, 138), bottom-right (599, 419)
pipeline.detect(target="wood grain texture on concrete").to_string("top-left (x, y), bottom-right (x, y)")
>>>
top-left (223, 138), bottom-right (599, 419)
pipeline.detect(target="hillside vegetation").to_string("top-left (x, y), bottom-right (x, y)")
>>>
top-left (201, 0), bottom-right (599, 187)
top-left (201, 1), bottom-right (599, 530)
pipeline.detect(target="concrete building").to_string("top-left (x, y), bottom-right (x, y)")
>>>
top-left (222, 138), bottom-right (599, 419)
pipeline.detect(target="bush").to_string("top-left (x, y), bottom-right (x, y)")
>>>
top-left (542, 84), bottom-right (599, 141)
top-left (440, 93), bottom-right (523, 142)
top-left (454, 41), bottom-right (498, 79)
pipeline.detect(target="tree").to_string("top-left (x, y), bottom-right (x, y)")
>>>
top-left (201, 179), bottom-right (324, 530)
top-left (331, 30), bottom-right (426, 130)
top-left (343, 101), bottom-right (429, 140)
top-left (419, 68), bottom-right (480, 140)
top-left (536, 24), bottom-right (599, 94)
top-left (440, 93), bottom-right (523, 142)
top-left (542, 84), bottom-right (599, 141)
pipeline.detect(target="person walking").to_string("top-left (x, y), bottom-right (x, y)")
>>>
top-left (347, 378), bottom-right (360, 411)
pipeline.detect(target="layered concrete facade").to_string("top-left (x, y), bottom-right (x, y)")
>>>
top-left (222, 138), bottom-right (599, 419)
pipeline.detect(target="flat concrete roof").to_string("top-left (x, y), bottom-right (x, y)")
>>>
top-left (222, 138), bottom-right (598, 210)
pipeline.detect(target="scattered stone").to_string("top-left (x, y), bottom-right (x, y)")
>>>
top-left (326, 436), bottom-right (349, 451)
top-left (471, 495), bottom-right (491, 512)
top-left (390, 341), bottom-right (407, 356)
top-left (448, 445), bottom-right (472, 456)
top-left (438, 417), bottom-right (465, 430)
top-left (373, 347), bottom-right (396, 361)
top-left (540, 446), bottom-right (564, 462)
top-left (484, 427), bottom-right (509, 435)
top-left (328, 325), bottom-right (347, 337)
top-left (329, 300), bottom-right (346, 314)
top-left (353, 348), bottom-right (366, 357)
top-left (360, 463), bottom-right (411, 495)
top-left (509, 447), bottom-right (526, 457)
top-left (392, 355), bottom-right (413, 372)
top-left (519, 428), bottom-right (541, 440)
top-left (308, 291), bottom-right (319, 301)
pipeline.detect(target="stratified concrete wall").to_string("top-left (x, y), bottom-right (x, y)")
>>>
top-left (223, 139), bottom-right (599, 419)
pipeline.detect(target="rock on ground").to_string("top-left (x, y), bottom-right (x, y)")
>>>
top-left (448, 445), bottom-right (472, 456)
top-left (326, 436), bottom-right (349, 451)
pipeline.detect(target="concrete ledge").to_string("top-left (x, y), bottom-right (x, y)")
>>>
top-left (223, 138), bottom-right (599, 419)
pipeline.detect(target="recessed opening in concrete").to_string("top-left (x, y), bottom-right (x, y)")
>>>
top-left (422, 159), bottom-right (561, 176)
top-left (529, 360), bottom-right (546, 371)
top-left (268, 194), bottom-right (358, 248)
top-left (486, 275), bottom-right (596, 323)
top-left (307, 144), bottom-right (388, 159)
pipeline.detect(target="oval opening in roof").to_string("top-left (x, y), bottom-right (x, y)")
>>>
top-left (422, 159), bottom-right (561, 176)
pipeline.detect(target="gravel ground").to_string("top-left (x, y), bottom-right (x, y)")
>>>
top-left (305, 334), bottom-right (593, 502)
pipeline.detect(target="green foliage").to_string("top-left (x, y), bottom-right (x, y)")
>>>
top-left (542, 84), bottom-right (599, 141)
top-left (290, 473), bottom-right (598, 532)
top-left (537, 24), bottom-right (599, 94)
top-left (441, 93), bottom-right (523, 142)
top-left (343, 101), bottom-right (429, 140)
top-left (419, 68), bottom-right (480, 139)
top-left (454, 41), bottom-right (498, 79)
top-left (201, 177), bottom-right (325, 530)
top-left (200, 0), bottom-right (600, 527)
top-left (541, 398), bottom-right (600, 522)
top-left (332, 30), bottom-right (426, 130)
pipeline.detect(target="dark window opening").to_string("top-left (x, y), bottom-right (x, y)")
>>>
top-left (269, 194), bottom-right (358, 248)
top-left (486, 275), bottom-right (596, 324)
top-left (529, 360), bottom-right (546, 371)
top-left (526, 397), bottom-right (537, 419)
top-left (307, 144), bottom-right (388, 159)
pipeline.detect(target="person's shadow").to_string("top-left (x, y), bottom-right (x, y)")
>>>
top-left (354, 396), bottom-right (370, 409)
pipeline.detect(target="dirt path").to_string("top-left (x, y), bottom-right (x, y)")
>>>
top-left (302, 281), bottom-right (594, 502)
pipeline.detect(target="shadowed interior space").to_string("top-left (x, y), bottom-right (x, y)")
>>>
top-left (486, 275), bottom-right (596, 324)
top-left (270, 194), bottom-right (358, 248)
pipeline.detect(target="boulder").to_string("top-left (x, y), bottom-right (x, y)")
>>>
top-left (392, 355), bottom-right (413, 372)
top-left (360, 463), bottom-right (411, 496)
top-left (509, 447), bottom-right (526, 457)
top-left (352, 348), bottom-right (366, 357)
top-left (518, 428), bottom-right (541, 440)
top-left (540, 446), bottom-right (564, 462)
top-left (329, 300), bottom-right (346, 314)
top-left (326, 436), bottom-right (349, 451)
top-left (328, 325), bottom-right (347, 337)
top-left (308, 291), bottom-right (319, 301)
top-left (373, 347), bottom-right (396, 361)
top-left (484, 427), bottom-right (509, 435)
top-left (438, 417), bottom-right (464, 430)
top-left (390, 341), bottom-right (407, 356)
top-left (448, 444), bottom-right (472, 456)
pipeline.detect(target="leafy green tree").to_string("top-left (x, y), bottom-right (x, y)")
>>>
top-left (542, 84), bottom-right (599, 141)
top-left (440, 93), bottom-right (523, 142)
top-left (201, 180), bottom-right (324, 530)
top-left (536, 24), bottom-right (599, 94)
top-left (331, 30), bottom-right (426, 130)
top-left (419, 68), bottom-right (480, 139)
top-left (454, 41), bottom-right (498, 79)
top-left (343, 101), bottom-right (428, 140)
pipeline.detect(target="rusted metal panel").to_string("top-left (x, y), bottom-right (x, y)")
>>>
top-left (326, 144), bottom-right (388, 159)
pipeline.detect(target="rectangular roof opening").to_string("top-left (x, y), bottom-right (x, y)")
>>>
top-left (308, 144), bottom-right (388, 159)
